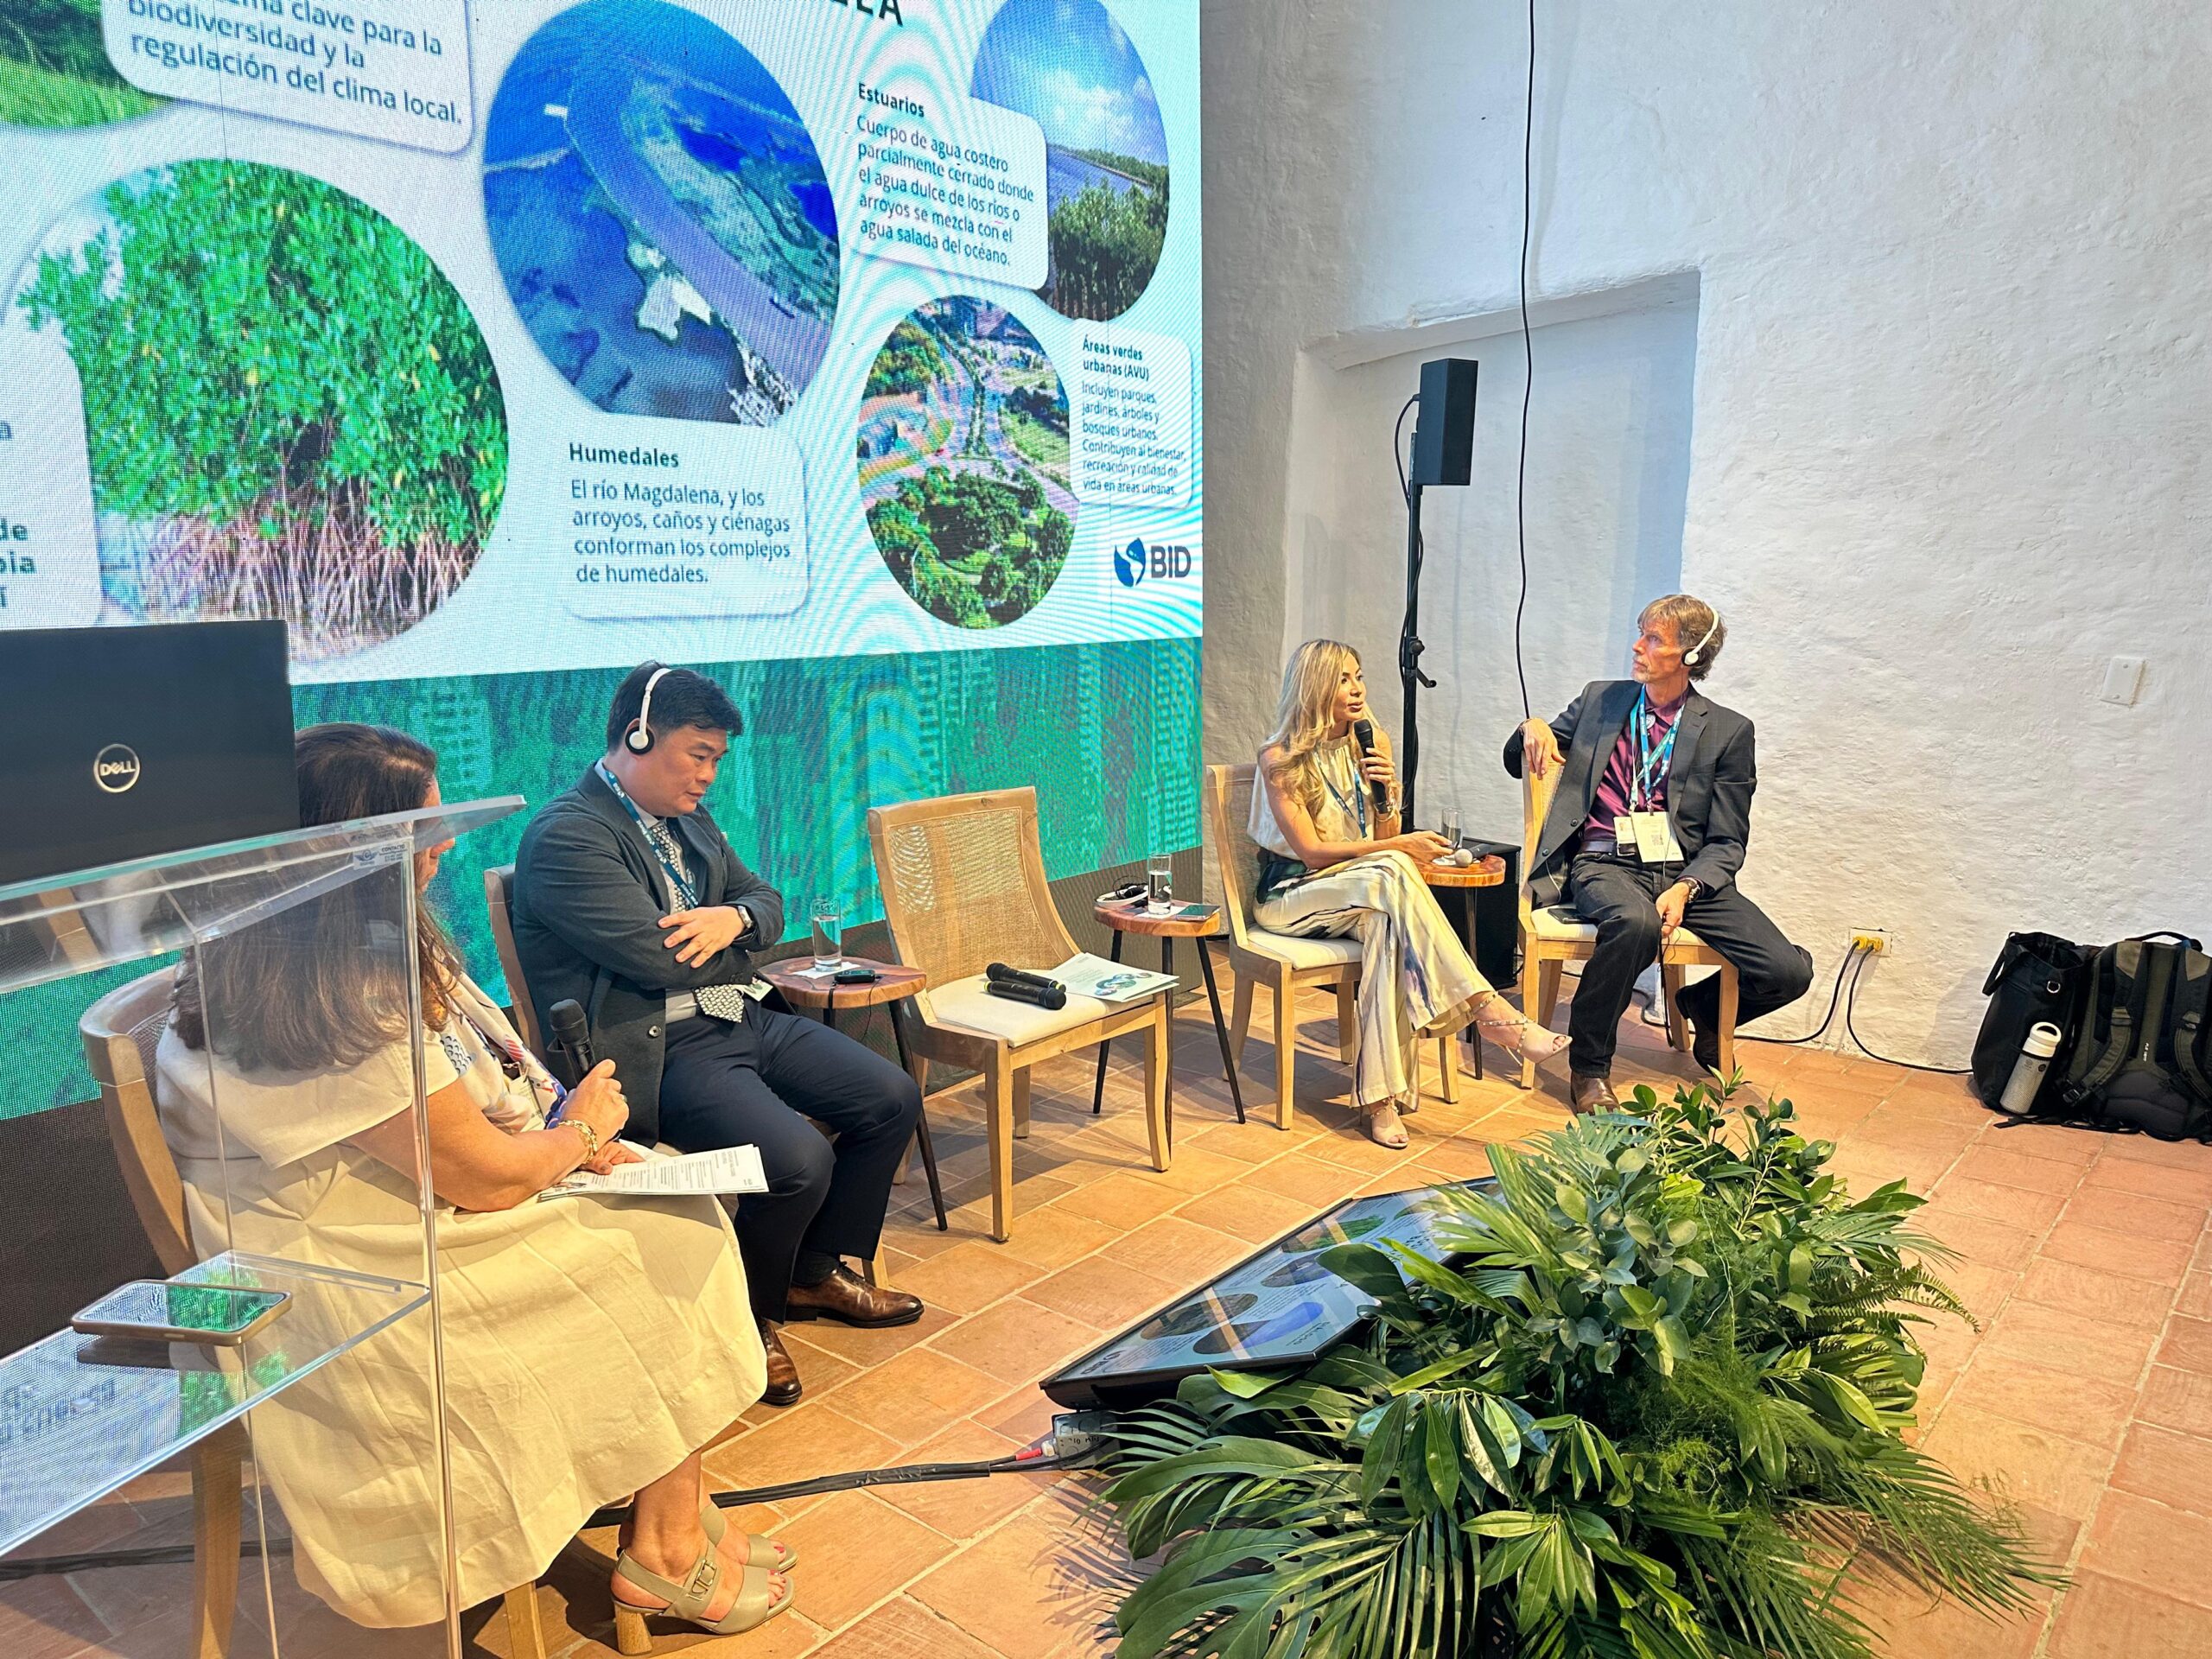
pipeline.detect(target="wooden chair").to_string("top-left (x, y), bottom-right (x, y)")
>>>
top-left (1202, 764), bottom-right (1463, 1132)
top-left (485, 866), bottom-right (899, 1287)
top-left (1516, 765), bottom-right (1738, 1088)
top-left (867, 788), bottom-right (1169, 1243)
top-left (81, 969), bottom-right (551, 1658)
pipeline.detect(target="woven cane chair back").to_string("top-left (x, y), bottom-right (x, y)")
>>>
top-left (868, 789), bottom-right (1077, 997)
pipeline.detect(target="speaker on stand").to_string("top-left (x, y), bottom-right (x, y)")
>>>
top-left (1397, 358), bottom-right (1478, 827)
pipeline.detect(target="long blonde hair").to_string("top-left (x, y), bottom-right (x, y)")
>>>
top-left (1261, 639), bottom-right (1373, 819)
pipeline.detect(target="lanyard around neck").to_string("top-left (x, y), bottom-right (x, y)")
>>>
top-left (596, 761), bottom-right (699, 910)
top-left (1631, 691), bottom-right (1680, 812)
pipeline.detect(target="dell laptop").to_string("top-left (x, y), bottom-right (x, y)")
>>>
top-left (0, 622), bottom-right (299, 888)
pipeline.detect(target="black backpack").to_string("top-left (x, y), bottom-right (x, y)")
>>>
top-left (2054, 934), bottom-right (2212, 1140)
top-left (1972, 931), bottom-right (2095, 1115)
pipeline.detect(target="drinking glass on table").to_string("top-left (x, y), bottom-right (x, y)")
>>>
top-left (810, 898), bottom-right (842, 969)
top-left (1438, 807), bottom-right (1463, 861)
top-left (1146, 852), bottom-right (1174, 913)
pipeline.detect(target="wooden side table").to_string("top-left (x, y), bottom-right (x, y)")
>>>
top-left (1089, 899), bottom-right (1247, 1131)
top-left (1421, 854), bottom-right (1506, 1084)
top-left (758, 956), bottom-right (947, 1230)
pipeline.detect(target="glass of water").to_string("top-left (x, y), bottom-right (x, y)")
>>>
top-left (810, 898), bottom-right (842, 969)
top-left (1439, 807), bottom-right (1463, 861)
top-left (1146, 851), bottom-right (1174, 913)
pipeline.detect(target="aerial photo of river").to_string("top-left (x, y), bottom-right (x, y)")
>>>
top-left (482, 0), bottom-right (838, 424)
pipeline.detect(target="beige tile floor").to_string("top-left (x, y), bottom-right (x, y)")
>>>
top-left (5, 975), bottom-right (2209, 1658)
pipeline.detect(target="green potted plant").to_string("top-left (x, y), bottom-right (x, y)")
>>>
top-left (1103, 1084), bottom-right (2052, 1657)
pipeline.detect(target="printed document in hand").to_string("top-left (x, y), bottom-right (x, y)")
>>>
top-left (1052, 952), bottom-right (1178, 1005)
top-left (538, 1143), bottom-right (767, 1202)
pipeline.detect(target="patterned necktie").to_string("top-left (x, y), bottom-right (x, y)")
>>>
top-left (645, 818), bottom-right (756, 1024)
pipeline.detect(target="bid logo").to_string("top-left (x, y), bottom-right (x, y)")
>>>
top-left (1115, 537), bottom-right (1193, 588)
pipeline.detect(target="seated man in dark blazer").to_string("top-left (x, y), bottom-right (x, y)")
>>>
top-left (1503, 594), bottom-right (1812, 1114)
top-left (510, 663), bottom-right (924, 1405)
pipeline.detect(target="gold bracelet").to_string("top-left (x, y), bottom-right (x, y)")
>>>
top-left (569, 1119), bottom-right (601, 1163)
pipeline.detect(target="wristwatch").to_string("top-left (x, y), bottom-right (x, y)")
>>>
top-left (1676, 877), bottom-right (1703, 901)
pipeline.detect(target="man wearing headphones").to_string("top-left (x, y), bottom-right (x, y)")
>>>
top-left (511, 663), bottom-right (924, 1406)
top-left (1503, 594), bottom-right (1812, 1113)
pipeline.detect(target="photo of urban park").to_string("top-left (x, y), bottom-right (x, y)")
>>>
top-left (858, 297), bottom-right (1073, 630)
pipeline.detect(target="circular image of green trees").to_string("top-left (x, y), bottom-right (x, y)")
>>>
top-left (13, 161), bottom-right (508, 661)
top-left (857, 296), bottom-right (1072, 630)
top-left (0, 0), bottom-right (164, 128)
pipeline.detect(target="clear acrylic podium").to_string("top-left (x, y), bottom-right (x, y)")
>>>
top-left (0, 798), bottom-right (521, 1659)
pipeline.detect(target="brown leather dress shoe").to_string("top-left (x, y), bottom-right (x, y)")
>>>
top-left (1569, 1073), bottom-right (1618, 1116)
top-left (783, 1262), bottom-right (924, 1328)
top-left (758, 1320), bottom-right (803, 1407)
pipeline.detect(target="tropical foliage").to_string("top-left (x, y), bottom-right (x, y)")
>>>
top-left (1047, 168), bottom-right (1170, 321)
top-left (1103, 1084), bottom-right (2052, 1659)
top-left (866, 319), bottom-right (951, 399)
top-left (868, 467), bottom-right (1071, 629)
top-left (17, 160), bottom-right (507, 655)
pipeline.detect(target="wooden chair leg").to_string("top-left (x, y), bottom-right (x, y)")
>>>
top-left (1334, 978), bottom-right (1360, 1063)
top-left (986, 1055), bottom-right (1016, 1243)
top-left (1272, 974), bottom-right (1298, 1131)
top-left (1143, 1004), bottom-right (1172, 1171)
top-left (1661, 963), bottom-right (1688, 1051)
top-left (503, 1583), bottom-right (549, 1659)
top-left (1011, 1070), bottom-right (1032, 1141)
top-left (1434, 1034), bottom-right (1459, 1103)
top-left (192, 1423), bottom-right (243, 1659)
top-left (1718, 963), bottom-right (1740, 1082)
top-left (1536, 960), bottom-right (1565, 1026)
top-left (1230, 971), bottom-right (1255, 1064)
top-left (867, 1244), bottom-right (894, 1289)
top-left (1519, 947), bottom-right (1548, 1090)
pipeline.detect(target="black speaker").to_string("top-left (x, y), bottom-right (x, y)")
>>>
top-left (1409, 357), bottom-right (1478, 487)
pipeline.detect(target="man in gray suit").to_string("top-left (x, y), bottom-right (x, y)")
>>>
top-left (1503, 595), bottom-right (1812, 1113)
top-left (511, 664), bottom-right (923, 1406)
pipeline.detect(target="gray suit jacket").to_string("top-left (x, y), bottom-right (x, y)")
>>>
top-left (509, 767), bottom-right (784, 1143)
top-left (1502, 680), bottom-right (1757, 910)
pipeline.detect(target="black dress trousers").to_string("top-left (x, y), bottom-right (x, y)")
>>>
top-left (655, 1003), bottom-right (922, 1320)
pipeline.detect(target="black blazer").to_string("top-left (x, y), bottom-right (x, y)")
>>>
top-left (1502, 680), bottom-right (1757, 910)
top-left (508, 766), bottom-right (784, 1143)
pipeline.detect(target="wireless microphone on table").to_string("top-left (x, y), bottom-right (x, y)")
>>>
top-left (1351, 718), bottom-right (1390, 817)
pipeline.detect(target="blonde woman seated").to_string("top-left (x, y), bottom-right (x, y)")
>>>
top-left (156, 724), bottom-right (791, 1650)
top-left (1253, 641), bottom-right (1568, 1147)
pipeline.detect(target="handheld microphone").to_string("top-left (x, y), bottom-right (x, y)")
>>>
top-left (986, 976), bottom-right (1067, 1011)
top-left (1351, 718), bottom-right (1389, 817)
top-left (546, 998), bottom-right (594, 1090)
top-left (987, 962), bottom-right (1065, 993)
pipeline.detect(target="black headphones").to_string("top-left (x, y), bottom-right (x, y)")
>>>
top-left (625, 666), bottom-right (671, 754)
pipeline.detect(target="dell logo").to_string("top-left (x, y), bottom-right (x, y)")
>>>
top-left (92, 743), bottom-right (141, 795)
top-left (1116, 538), bottom-right (1193, 588)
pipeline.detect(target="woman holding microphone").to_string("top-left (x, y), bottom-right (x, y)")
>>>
top-left (1251, 641), bottom-right (1567, 1146)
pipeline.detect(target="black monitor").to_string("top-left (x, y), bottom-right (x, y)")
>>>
top-left (0, 622), bottom-right (298, 887)
top-left (1040, 1179), bottom-right (1493, 1410)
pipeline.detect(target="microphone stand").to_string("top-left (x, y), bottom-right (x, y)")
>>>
top-left (1398, 475), bottom-right (1437, 827)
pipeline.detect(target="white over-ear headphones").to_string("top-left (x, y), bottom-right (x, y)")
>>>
top-left (626, 666), bottom-right (671, 753)
top-left (1682, 610), bottom-right (1722, 668)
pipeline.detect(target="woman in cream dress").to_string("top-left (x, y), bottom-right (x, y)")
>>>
top-left (156, 724), bottom-right (791, 1647)
top-left (1252, 641), bottom-right (1568, 1146)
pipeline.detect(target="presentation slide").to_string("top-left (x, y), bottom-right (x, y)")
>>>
top-left (0, 0), bottom-right (1200, 1113)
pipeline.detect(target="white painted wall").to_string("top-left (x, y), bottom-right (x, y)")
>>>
top-left (1202, 0), bottom-right (2212, 1062)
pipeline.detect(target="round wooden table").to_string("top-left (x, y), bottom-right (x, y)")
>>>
top-left (756, 955), bottom-right (946, 1230)
top-left (1420, 854), bottom-right (1506, 1079)
top-left (1089, 899), bottom-right (1247, 1130)
top-left (1420, 854), bottom-right (1506, 888)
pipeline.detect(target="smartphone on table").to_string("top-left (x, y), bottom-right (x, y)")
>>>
top-left (71, 1281), bottom-right (290, 1346)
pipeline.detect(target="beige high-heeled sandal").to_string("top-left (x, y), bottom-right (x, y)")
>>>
top-left (611, 1543), bottom-right (792, 1655)
top-left (700, 1497), bottom-right (798, 1571)
top-left (1363, 1097), bottom-right (1410, 1149)
top-left (1474, 1001), bottom-right (1569, 1069)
